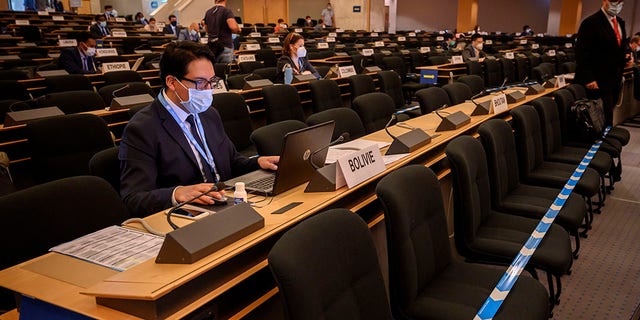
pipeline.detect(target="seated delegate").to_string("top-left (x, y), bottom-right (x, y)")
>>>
top-left (275, 32), bottom-right (320, 83)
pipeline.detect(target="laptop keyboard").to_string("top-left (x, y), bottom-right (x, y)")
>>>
top-left (246, 175), bottom-right (275, 191)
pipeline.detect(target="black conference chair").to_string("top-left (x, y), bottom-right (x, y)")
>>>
top-left (445, 135), bottom-right (573, 307)
top-left (27, 114), bottom-right (114, 183)
top-left (409, 51), bottom-right (426, 72)
top-left (532, 62), bottom-right (555, 84)
top-left (239, 61), bottom-right (265, 74)
top-left (255, 49), bottom-right (277, 67)
top-left (428, 55), bottom-right (448, 66)
top-left (560, 61), bottom-right (576, 74)
top-left (253, 67), bottom-right (278, 83)
top-left (0, 80), bottom-right (31, 102)
top-left (268, 209), bottom-right (393, 320)
top-left (415, 86), bottom-right (451, 114)
top-left (442, 82), bottom-right (473, 105)
top-left (376, 165), bottom-right (550, 320)
top-left (35, 90), bottom-right (106, 114)
top-left (466, 60), bottom-right (483, 77)
top-left (478, 119), bottom-right (588, 256)
top-left (377, 70), bottom-right (408, 109)
top-left (306, 108), bottom-right (366, 141)
top-left (347, 74), bottom-right (376, 102)
top-left (226, 73), bottom-right (262, 90)
top-left (262, 85), bottom-right (305, 124)
top-left (500, 58), bottom-right (516, 84)
top-left (0, 175), bottom-right (129, 311)
top-left (514, 56), bottom-right (529, 82)
top-left (44, 74), bottom-right (93, 93)
top-left (250, 120), bottom-right (307, 156)
top-left (0, 70), bottom-right (29, 80)
top-left (381, 57), bottom-right (430, 102)
top-left (102, 70), bottom-right (143, 85)
top-left (352, 92), bottom-right (396, 133)
top-left (456, 75), bottom-right (485, 96)
top-left (309, 79), bottom-right (343, 113)
top-left (483, 58), bottom-right (503, 87)
top-left (98, 82), bottom-right (155, 106)
top-left (212, 92), bottom-right (256, 157)
top-left (89, 146), bottom-right (120, 193)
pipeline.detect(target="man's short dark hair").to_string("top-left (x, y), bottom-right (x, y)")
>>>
top-left (95, 14), bottom-right (105, 22)
top-left (160, 41), bottom-right (215, 88)
top-left (471, 33), bottom-right (483, 42)
top-left (104, 5), bottom-right (112, 9)
top-left (76, 31), bottom-right (95, 43)
top-left (169, 14), bottom-right (176, 20)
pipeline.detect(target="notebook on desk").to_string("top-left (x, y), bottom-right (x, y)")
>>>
top-left (224, 121), bottom-right (335, 195)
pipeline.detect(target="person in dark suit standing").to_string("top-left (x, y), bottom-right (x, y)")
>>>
top-left (163, 14), bottom-right (180, 38)
top-left (89, 14), bottom-right (111, 38)
top-left (575, 0), bottom-right (630, 126)
top-left (462, 33), bottom-right (486, 62)
top-left (119, 41), bottom-right (279, 216)
top-left (58, 32), bottom-right (97, 74)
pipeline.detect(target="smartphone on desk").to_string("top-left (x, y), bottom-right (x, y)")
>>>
top-left (165, 206), bottom-right (212, 220)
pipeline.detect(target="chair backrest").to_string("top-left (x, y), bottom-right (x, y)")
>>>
top-left (98, 82), bottom-right (155, 106)
top-left (428, 55), bottom-right (448, 66)
top-left (89, 146), bottom-right (120, 193)
top-left (500, 58), bottom-right (516, 84)
top-left (466, 60), bottom-right (483, 77)
top-left (0, 70), bottom-right (29, 80)
top-left (442, 82), bottom-right (473, 105)
top-left (36, 90), bottom-right (106, 114)
top-left (239, 61), bottom-right (265, 74)
top-left (415, 87), bottom-right (451, 114)
top-left (268, 209), bottom-right (393, 320)
top-left (531, 97), bottom-right (564, 156)
top-left (551, 88), bottom-right (580, 146)
top-left (566, 83), bottom-right (587, 100)
top-left (510, 105), bottom-right (546, 178)
top-left (347, 74), bottom-right (376, 101)
top-left (377, 70), bottom-right (405, 109)
top-left (514, 56), bottom-right (529, 82)
top-left (27, 114), bottom-right (114, 183)
top-left (372, 52), bottom-right (385, 68)
top-left (445, 135), bottom-right (494, 257)
top-left (483, 58), bottom-right (503, 87)
top-left (102, 70), bottom-right (143, 85)
top-left (213, 92), bottom-right (253, 152)
top-left (262, 85), bottom-right (305, 124)
top-left (309, 79), bottom-right (343, 113)
top-left (250, 120), bottom-right (307, 156)
top-left (532, 62), bottom-right (555, 83)
top-left (456, 75), bottom-right (485, 96)
top-left (252, 67), bottom-right (278, 82)
top-left (409, 51), bottom-right (425, 72)
top-left (375, 165), bottom-right (452, 316)
top-left (560, 61), bottom-right (576, 74)
top-left (44, 74), bottom-right (93, 93)
top-left (255, 49), bottom-right (277, 67)
top-left (0, 80), bottom-right (31, 101)
top-left (306, 108), bottom-right (366, 141)
top-left (352, 92), bottom-right (395, 133)
top-left (382, 56), bottom-right (407, 77)
top-left (478, 119), bottom-right (522, 209)
top-left (351, 54), bottom-right (365, 73)
top-left (226, 73), bottom-right (262, 90)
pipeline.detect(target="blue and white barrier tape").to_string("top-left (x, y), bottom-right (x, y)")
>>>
top-left (474, 126), bottom-right (611, 320)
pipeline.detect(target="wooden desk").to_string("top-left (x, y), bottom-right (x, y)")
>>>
top-left (0, 86), bottom-right (558, 319)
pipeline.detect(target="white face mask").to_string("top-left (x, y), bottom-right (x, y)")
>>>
top-left (607, 1), bottom-right (623, 16)
top-left (190, 29), bottom-right (198, 36)
top-left (177, 80), bottom-right (213, 114)
top-left (296, 46), bottom-right (307, 58)
top-left (635, 46), bottom-right (640, 52)
top-left (475, 43), bottom-right (483, 51)
top-left (85, 46), bottom-right (96, 57)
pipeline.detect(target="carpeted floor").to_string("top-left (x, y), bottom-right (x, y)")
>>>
top-left (544, 125), bottom-right (640, 320)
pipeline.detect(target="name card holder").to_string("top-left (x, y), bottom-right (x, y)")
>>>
top-left (451, 55), bottom-right (464, 64)
top-left (37, 10), bottom-right (49, 15)
top-left (436, 36), bottom-right (444, 41)
top-left (362, 48), bottom-right (374, 56)
top-left (96, 48), bottom-right (118, 57)
top-left (15, 20), bottom-right (30, 25)
top-left (374, 41), bottom-right (385, 47)
top-left (556, 75), bottom-right (566, 88)
top-left (419, 47), bottom-right (430, 53)
top-left (294, 28), bottom-right (303, 33)
top-left (326, 37), bottom-right (336, 42)
top-left (408, 32), bottom-right (416, 37)
top-left (370, 32), bottom-right (379, 37)
top-left (58, 39), bottom-right (77, 47)
top-left (115, 17), bottom-right (126, 22)
top-left (338, 65), bottom-right (357, 78)
top-left (547, 49), bottom-right (556, 57)
top-left (52, 15), bottom-right (64, 21)
top-left (238, 54), bottom-right (256, 62)
top-left (564, 43), bottom-right (573, 48)
top-left (102, 62), bottom-right (130, 73)
top-left (531, 43), bottom-right (540, 49)
top-left (328, 32), bottom-right (337, 37)
top-left (200, 38), bottom-right (208, 44)
top-left (485, 40), bottom-right (493, 45)
top-left (337, 144), bottom-right (385, 188)
top-left (317, 42), bottom-right (329, 49)
top-left (491, 93), bottom-right (509, 114)
top-left (249, 32), bottom-right (261, 38)
top-left (505, 52), bottom-right (515, 59)
top-left (267, 37), bottom-right (279, 43)
top-left (397, 36), bottom-right (406, 42)
top-left (520, 39), bottom-right (527, 44)
top-left (112, 31), bottom-right (127, 37)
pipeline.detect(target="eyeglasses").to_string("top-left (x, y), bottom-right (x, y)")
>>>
top-left (180, 76), bottom-right (222, 90)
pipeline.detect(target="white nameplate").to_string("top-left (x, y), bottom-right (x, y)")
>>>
top-left (294, 28), bottom-right (303, 33)
top-left (15, 20), bottom-right (30, 25)
top-left (213, 79), bottom-right (228, 93)
top-left (157, 22), bottom-right (166, 29)
top-left (112, 31), bottom-right (127, 37)
top-left (408, 32), bottom-right (416, 37)
top-left (370, 32), bottom-right (379, 37)
top-left (485, 39), bottom-right (493, 45)
top-left (268, 37), bottom-right (279, 43)
top-left (317, 42), bottom-right (329, 49)
top-left (531, 43), bottom-right (540, 49)
top-left (374, 41), bottom-right (385, 47)
top-left (556, 75), bottom-right (566, 88)
top-left (245, 43), bottom-right (260, 50)
top-left (249, 32), bottom-right (261, 38)
top-left (547, 49), bottom-right (556, 57)
top-left (326, 36), bottom-right (336, 42)
top-left (328, 32), bottom-right (337, 37)
top-left (200, 37), bottom-right (208, 44)
top-left (102, 61), bottom-right (130, 73)
top-left (336, 28), bottom-right (344, 33)
top-left (520, 39), bottom-right (527, 44)
top-left (58, 39), bottom-right (77, 47)
top-left (397, 36), bottom-right (406, 42)
top-left (564, 43), bottom-right (573, 48)
top-left (238, 54), bottom-right (256, 62)
top-left (134, 49), bottom-right (152, 54)
top-left (338, 65), bottom-right (357, 78)
top-left (52, 15), bottom-right (64, 21)
top-left (362, 48), bottom-right (374, 56)
top-left (566, 34), bottom-right (573, 37)
top-left (439, 31), bottom-right (445, 35)
top-left (238, 24), bottom-right (244, 28)
top-left (419, 46), bottom-right (431, 53)
top-left (451, 55), bottom-right (464, 64)
top-left (496, 31), bottom-right (502, 35)
top-left (97, 48), bottom-right (118, 57)
top-left (436, 36), bottom-right (444, 41)
top-left (115, 17), bottom-right (126, 22)
top-left (491, 93), bottom-right (508, 114)
top-left (337, 144), bottom-right (385, 188)
top-left (37, 10), bottom-right (49, 15)
top-left (414, 29), bottom-right (421, 33)
top-left (505, 52), bottom-right (515, 59)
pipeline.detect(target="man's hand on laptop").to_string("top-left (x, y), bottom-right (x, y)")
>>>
top-left (174, 183), bottom-right (225, 205)
top-left (258, 156), bottom-right (280, 171)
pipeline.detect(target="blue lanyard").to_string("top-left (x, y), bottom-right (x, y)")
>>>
top-left (158, 92), bottom-right (220, 182)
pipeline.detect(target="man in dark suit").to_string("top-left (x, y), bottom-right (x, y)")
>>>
top-left (462, 33), bottom-right (486, 62)
top-left (89, 14), bottom-right (111, 38)
top-left (58, 32), bottom-right (97, 74)
top-left (119, 41), bottom-right (279, 216)
top-left (576, 0), bottom-right (630, 126)
top-left (178, 22), bottom-right (201, 42)
top-left (163, 14), bottom-right (180, 38)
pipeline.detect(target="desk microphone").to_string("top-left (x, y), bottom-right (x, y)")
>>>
top-left (305, 132), bottom-right (350, 193)
top-left (384, 113), bottom-right (431, 155)
top-left (166, 182), bottom-right (227, 230)
top-left (470, 90), bottom-right (492, 116)
top-left (111, 83), bottom-right (130, 98)
top-left (309, 132), bottom-right (349, 169)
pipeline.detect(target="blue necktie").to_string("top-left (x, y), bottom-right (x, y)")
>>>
top-left (82, 56), bottom-right (88, 71)
top-left (186, 115), bottom-right (214, 182)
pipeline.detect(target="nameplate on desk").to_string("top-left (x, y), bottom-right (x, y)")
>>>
top-left (110, 93), bottom-right (154, 110)
top-left (485, 39), bottom-right (493, 45)
top-left (17, 42), bottom-right (36, 47)
top-left (531, 43), bottom-right (540, 49)
top-left (267, 37), bottom-right (279, 43)
top-left (115, 17), bottom-right (126, 22)
top-left (520, 39), bottom-right (527, 44)
top-left (556, 75), bottom-right (566, 88)
top-left (5, 106), bottom-right (64, 127)
top-left (451, 55), bottom-right (464, 64)
top-left (238, 54), bottom-right (256, 62)
top-left (491, 93), bottom-right (509, 114)
top-left (564, 43), bottom-right (573, 48)
top-left (213, 79), bottom-right (228, 93)
top-left (134, 49), bottom-right (152, 54)
top-left (112, 31), bottom-right (127, 37)
top-left (249, 32), bottom-right (261, 38)
top-left (0, 54), bottom-right (20, 60)
top-left (336, 28), bottom-right (344, 33)
top-left (419, 46), bottom-right (430, 53)
top-left (328, 32), bottom-right (337, 37)
top-left (37, 10), bottom-right (48, 15)
top-left (436, 36), bottom-right (444, 41)
top-left (400, 49), bottom-right (410, 55)
top-left (415, 29), bottom-right (422, 33)
top-left (362, 48), bottom-right (374, 56)
top-left (505, 52), bottom-right (515, 59)
top-left (317, 42), bottom-right (329, 49)
top-left (294, 28), bottom-right (303, 33)
top-left (15, 20), bottom-right (29, 25)
top-left (397, 36), bottom-right (406, 42)
top-left (97, 48), bottom-right (118, 57)
top-left (58, 39), bottom-right (77, 47)
top-left (52, 15), bottom-right (64, 21)
top-left (408, 32), bottom-right (416, 37)
top-left (338, 65), bottom-right (357, 78)
top-left (48, 53), bottom-right (60, 58)
top-left (337, 144), bottom-right (385, 188)
top-left (435, 110), bottom-right (471, 132)
top-left (374, 41), bottom-right (385, 47)
top-left (199, 37), bottom-right (208, 44)
top-left (439, 31), bottom-right (445, 35)
top-left (547, 49), bottom-right (556, 57)
top-left (36, 69), bottom-right (68, 77)
top-left (370, 32), bottom-right (379, 37)
top-left (156, 22), bottom-right (166, 28)
top-left (326, 37), bottom-right (336, 42)
top-left (244, 43), bottom-right (261, 50)
top-left (102, 62), bottom-right (130, 73)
